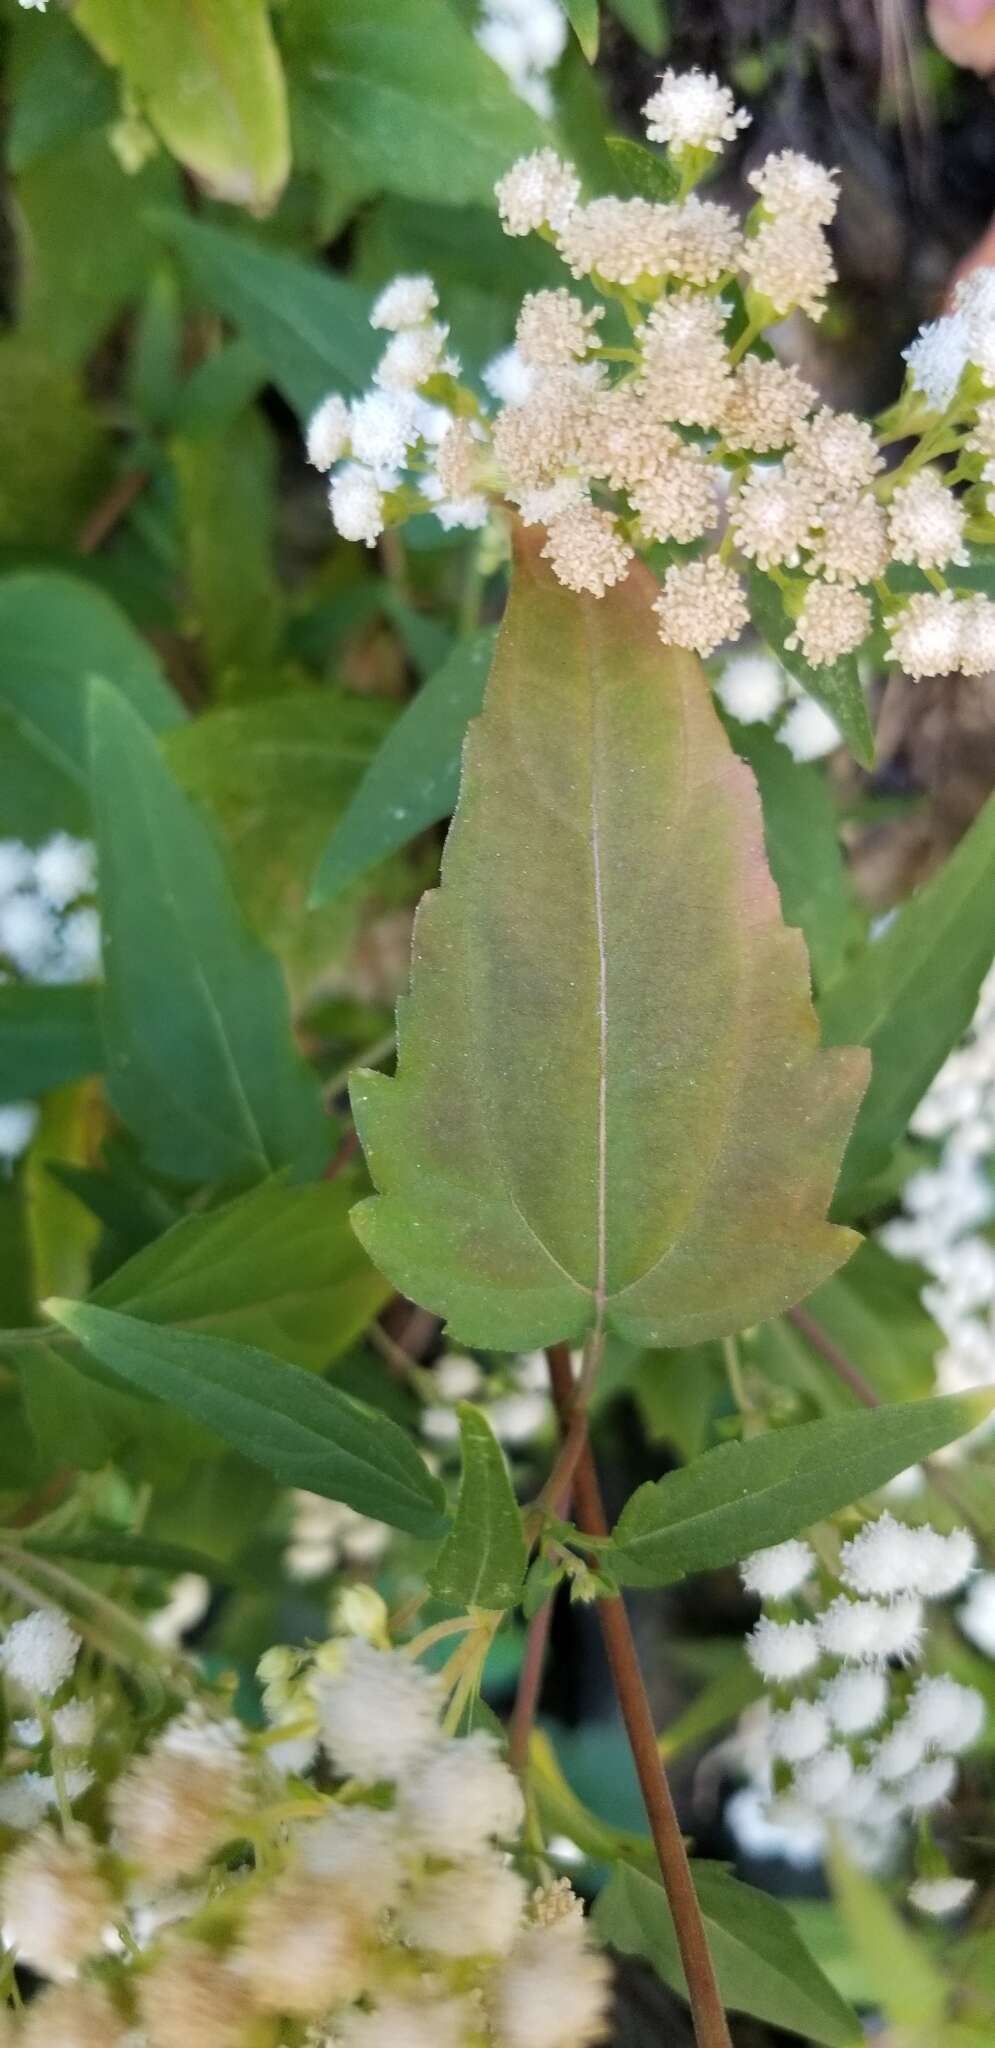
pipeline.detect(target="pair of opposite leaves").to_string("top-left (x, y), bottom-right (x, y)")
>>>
top-left (352, 531), bottom-right (868, 1352)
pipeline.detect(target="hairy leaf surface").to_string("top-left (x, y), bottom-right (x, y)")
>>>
top-left (352, 534), bottom-right (867, 1350)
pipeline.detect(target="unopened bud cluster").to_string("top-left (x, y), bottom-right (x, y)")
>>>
top-left (727, 1516), bottom-right (983, 1913)
top-left (304, 66), bottom-right (995, 691)
top-left (0, 1605), bottom-right (610, 2048)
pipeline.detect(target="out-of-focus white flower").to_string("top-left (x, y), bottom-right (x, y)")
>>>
top-left (33, 834), bottom-right (96, 911)
top-left (0, 1100), bottom-right (39, 1164)
top-left (0, 1609), bottom-right (81, 1697)
top-left (370, 275), bottom-right (439, 332)
top-left (397, 1855), bottom-right (526, 1958)
top-left (903, 311), bottom-right (969, 411)
top-left (959, 1570), bottom-right (995, 1655)
top-left (316, 1640), bottom-right (442, 1784)
top-left (483, 346), bottom-right (536, 407)
top-left (909, 1875), bottom-right (976, 1916)
top-left (477, 0), bottom-right (567, 119)
top-left (724, 1784), bottom-right (824, 1867)
top-left (777, 697), bottom-right (842, 763)
top-left (400, 1731), bottom-right (524, 1857)
top-left (715, 651), bottom-right (789, 725)
top-left (306, 394), bottom-right (351, 472)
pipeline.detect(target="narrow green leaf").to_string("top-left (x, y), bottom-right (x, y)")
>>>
top-left (564, 0), bottom-right (600, 61)
top-left (91, 1175), bottom-right (389, 1369)
top-left (283, 0), bottom-right (547, 208)
top-left (429, 1404), bottom-right (527, 1609)
top-left (595, 1862), bottom-right (862, 2047)
top-left (747, 569), bottom-right (874, 769)
top-left (22, 1531), bottom-right (247, 1582)
top-left (154, 210), bottom-right (377, 419)
top-left (352, 531), bottom-right (867, 1351)
top-left (0, 986), bottom-right (102, 1099)
top-left (312, 629), bottom-right (496, 903)
top-left (8, 12), bottom-right (115, 171)
top-left (608, 1389), bottom-right (995, 1586)
top-left (820, 786), bottom-right (995, 1211)
top-left (827, 1844), bottom-right (947, 2033)
top-left (606, 0), bottom-right (668, 55)
top-left (75, 0), bottom-right (290, 212)
top-left (728, 718), bottom-right (851, 989)
top-left (171, 406), bottom-right (281, 685)
top-left (45, 1298), bottom-right (449, 1541)
top-left (88, 677), bottom-right (327, 1185)
top-left (606, 134), bottom-right (681, 202)
top-left (17, 132), bottom-right (177, 373)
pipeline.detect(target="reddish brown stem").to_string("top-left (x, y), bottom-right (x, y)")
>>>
top-left (77, 469), bottom-right (148, 556)
top-left (508, 1592), bottom-right (556, 1774)
top-left (545, 1345), bottom-right (731, 2048)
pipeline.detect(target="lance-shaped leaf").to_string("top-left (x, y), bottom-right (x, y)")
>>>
top-left (429, 1404), bottom-right (527, 1611)
top-left (351, 534), bottom-right (867, 1351)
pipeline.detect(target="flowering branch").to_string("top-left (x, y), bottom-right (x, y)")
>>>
top-left (544, 1344), bottom-right (732, 2048)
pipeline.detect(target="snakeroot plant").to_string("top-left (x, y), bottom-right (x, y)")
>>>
top-left (7, 10), bottom-right (995, 2048)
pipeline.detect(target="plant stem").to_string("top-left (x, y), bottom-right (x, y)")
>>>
top-left (545, 1344), bottom-right (731, 2048)
top-left (508, 1592), bottom-right (556, 1774)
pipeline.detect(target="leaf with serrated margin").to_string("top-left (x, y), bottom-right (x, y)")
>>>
top-left (351, 530), bottom-right (867, 1351)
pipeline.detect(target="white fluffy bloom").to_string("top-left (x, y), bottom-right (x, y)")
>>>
top-left (1, 1609), bottom-right (80, 1696)
top-left (817, 1595), bottom-right (890, 1664)
top-left (0, 1101), bottom-right (39, 1164)
top-left (821, 1668), bottom-right (888, 1736)
top-left (0, 839), bottom-right (33, 895)
top-left (1, 1827), bottom-right (113, 1979)
top-left (398, 1855), bottom-right (526, 1958)
top-left (906, 1675), bottom-right (985, 1754)
top-left (745, 1616), bottom-right (821, 1681)
top-left (483, 346), bottom-right (536, 407)
top-left (33, 834), bottom-right (95, 911)
top-left (370, 275), bottom-right (439, 331)
top-left (887, 470), bottom-right (968, 572)
top-left (747, 150), bottom-right (839, 226)
top-left (0, 892), bottom-right (56, 975)
top-left (914, 1526), bottom-right (976, 1599)
top-left (839, 1513), bottom-right (928, 1599)
top-left (316, 1640), bottom-right (442, 1783)
top-left (296, 1804), bottom-right (402, 1914)
top-left (909, 1875), bottom-right (976, 1916)
top-left (495, 151), bottom-right (580, 237)
top-left (376, 323), bottom-right (451, 393)
top-left (493, 1918), bottom-right (612, 2048)
top-left (715, 652), bottom-right (788, 725)
top-left (350, 390), bottom-right (419, 476)
top-left (477, 0), bottom-right (567, 120)
top-left (904, 1755), bottom-right (957, 1811)
top-left (777, 697), bottom-right (842, 763)
top-left (306, 394), bottom-right (351, 472)
top-left (489, 1390), bottom-right (551, 1443)
top-left (740, 1538), bottom-right (815, 1602)
top-left (642, 68), bottom-right (750, 154)
top-left (769, 1700), bottom-right (830, 1763)
top-left (57, 906), bottom-right (101, 982)
top-left (903, 311), bottom-right (969, 411)
top-left (400, 1732), bottom-right (524, 1857)
top-left (339, 1995), bottom-right (470, 2048)
top-left (793, 1745), bottom-right (853, 1809)
top-left (433, 1354), bottom-right (485, 1401)
top-left (724, 1784), bottom-right (824, 1868)
top-left (954, 266), bottom-right (995, 381)
top-left (872, 1595), bottom-right (925, 1661)
top-left (959, 1571), bottom-right (995, 1656)
top-left (874, 1719), bottom-right (928, 1782)
top-left (0, 1772), bottom-right (51, 1828)
top-left (329, 465), bottom-right (387, 549)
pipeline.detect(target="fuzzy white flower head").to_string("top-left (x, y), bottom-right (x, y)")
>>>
top-left (904, 1754), bottom-right (957, 1812)
top-left (769, 1700), bottom-right (830, 1763)
top-left (398, 1854), bottom-right (527, 1958)
top-left (0, 1771), bottom-right (52, 1829)
top-left (817, 1594), bottom-right (891, 1664)
top-left (306, 393), bottom-right (351, 472)
top-left (838, 1512), bottom-right (926, 1599)
top-left (958, 1570), bottom-right (995, 1655)
top-left (56, 906), bottom-right (101, 983)
top-left (495, 150), bottom-right (580, 237)
top-left (484, 345), bottom-right (536, 407)
top-left (954, 266), bottom-right (995, 381)
top-left (906, 1675), bottom-right (985, 1754)
top-left (296, 1803), bottom-right (403, 1914)
top-left (433, 1354), bottom-right (485, 1402)
top-left (903, 311), bottom-right (969, 412)
top-left (874, 1719), bottom-right (928, 1782)
top-left (541, 500), bottom-right (632, 598)
top-left (731, 471), bottom-right (812, 570)
top-left (724, 1784), bottom-right (824, 1868)
top-left (1, 1609), bottom-right (80, 1696)
top-left (958, 591), bottom-right (995, 675)
top-left (909, 1875), bottom-right (976, 1917)
top-left (715, 651), bottom-right (789, 726)
top-left (873, 1594), bottom-right (925, 1661)
top-left (746, 216), bottom-right (835, 320)
top-left (370, 274), bottom-right (439, 331)
top-left (0, 838), bottom-right (33, 895)
top-left (489, 1389), bottom-right (552, 1445)
top-left (0, 1101), bottom-right (39, 1164)
top-left (653, 558), bottom-right (749, 658)
top-left (421, 478), bottom-right (490, 532)
top-left (785, 583), bottom-right (870, 669)
top-left (516, 289), bottom-right (601, 369)
top-left (747, 150), bottom-right (839, 226)
top-left (821, 1667), bottom-right (888, 1736)
top-left (886, 589), bottom-right (961, 678)
top-left (914, 1525), bottom-right (976, 1599)
top-left (0, 892), bottom-right (56, 976)
top-left (329, 465), bottom-right (387, 549)
top-left (642, 68), bottom-right (750, 154)
top-left (777, 697), bottom-right (843, 762)
top-left (745, 1615), bottom-right (821, 1682)
top-left (316, 1639), bottom-right (442, 1784)
top-left (33, 833), bottom-right (95, 911)
top-left (1, 1826), bottom-right (112, 1980)
top-left (376, 323), bottom-right (451, 393)
top-left (350, 390), bottom-right (419, 476)
top-left (339, 1993), bottom-right (471, 2048)
top-left (493, 1915), bottom-right (613, 2048)
top-left (739, 1538), bottom-right (815, 1602)
top-left (887, 470), bottom-right (968, 572)
top-left (793, 1744), bottom-right (853, 1809)
top-left (400, 1730), bottom-right (525, 1857)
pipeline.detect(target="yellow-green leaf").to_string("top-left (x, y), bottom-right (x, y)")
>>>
top-left (429, 1404), bottom-right (527, 1611)
top-left (352, 532), bottom-right (867, 1351)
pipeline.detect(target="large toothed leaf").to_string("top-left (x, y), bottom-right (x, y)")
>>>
top-left (351, 534), bottom-right (867, 1351)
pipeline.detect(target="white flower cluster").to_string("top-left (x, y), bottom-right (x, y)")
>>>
top-left (0, 1613), bottom-right (611, 2048)
top-left (285, 1490), bottom-right (391, 1581)
top-left (0, 832), bottom-right (100, 1166)
top-left (0, 1609), bottom-right (94, 1828)
top-left (881, 959), bottom-right (995, 1414)
top-left (422, 1349), bottom-right (553, 1449)
top-left (475, 0), bottom-right (567, 120)
top-left (714, 648), bottom-right (842, 761)
top-left (729, 1524), bottom-right (982, 1908)
top-left (904, 269), bottom-right (995, 411)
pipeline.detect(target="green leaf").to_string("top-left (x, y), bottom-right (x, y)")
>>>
top-left (87, 677), bottom-right (327, 1185)
top-left (747, 569), bottom-right (874, 769)
top-left (0, 987), bottom-right (102, 1099)
top-left (596, 1862), bottom-right (862, 2047)
top-left (727, 718), bottom-right (851, 990)
top-left (74, 0), bottom-right (290, 212)
top-left (607, 1388), bottom-right (994, 1586)
top-left (154, 210), bottom-right (377, 419)
top-left (284, 0), bottom-right (547, 207)
top-left (22, 1531), bottom-right (248, 1582)
top-left (820, 786), bottom-right (995, 1211)
top-left (606, 134), bottom-right (681, 202)
top-left (352, 531), bottom-right (867, 1351)
top-left (827, 1844), bottom-right (947, 2034)
top-left (45, 1297), bottom-right (449, 1540)
top-left (8, 12), bottom-right (116, 172)
top-left (312, 629), bottom-right (496, 902)
top-left (793, 1241), bottom-right (939, 1406)
top-left (0, 342), bottom-right (108, 550)
top-left (91, 1175), bottom-right (389, 1368)
top-left (564, 0), bottom-right (600, 60)
top-left (607, 0), bottom-right (668, 55)
top-left (171, 405), bottom-right (281, 686)
top-left (429, 1404), bottom-right (527, 1609)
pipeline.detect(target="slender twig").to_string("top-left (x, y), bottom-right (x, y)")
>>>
top-left (545, 1345), bottom-right (731, 2048)
top-left (76, 469), bottom-right (149, 556)
top-left (508, 1593), bottom-right (556, 1775)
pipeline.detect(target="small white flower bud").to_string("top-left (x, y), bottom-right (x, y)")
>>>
top-left (793, 1745), bottom-right (853, 1809)
top-left (370, 274), bottom-right (439, 331)
top-left (0, 1608), bottom-right (80, 1696)
top-left (740, 1539), bottom-right (815, 1602)
top-left (904, 1755), bottom-right (957, 1811)
top-left (745, 1615), bottom-right (821, 1682)
top-left (642, 68), bottom-right (750, 154)
top-left (821, 1668), bottom-right (888, 1737)
top-left (769, 1700), bottom-right (830, 1762)
top-left (909, 1875), bottom-right (976, 1917)
top-left (306, 393), bottom-right (350, 471)
top-left (906, 1675), bottom-right (986, 1754)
